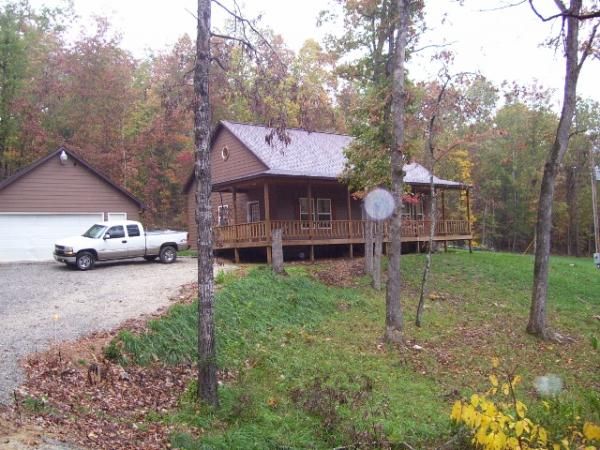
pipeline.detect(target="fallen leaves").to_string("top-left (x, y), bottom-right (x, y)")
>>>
top-left (2, 282), bottom-right (201, 450)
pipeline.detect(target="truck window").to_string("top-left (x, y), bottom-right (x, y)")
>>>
top-left (126, 224), bottom-right (140, 237)
top-left (106, 226), bottom-right (125, 239)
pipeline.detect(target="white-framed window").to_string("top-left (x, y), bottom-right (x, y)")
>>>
top-left (299, 198), bottom-right (315, 222)
top-left (316, 198), bottom-right (332, 228)
top-left (217, 205), bottom-right (229, 226)
top-left (299, 198), bottom-right (332, 228)
top-left (247, 201), bottom-right (260, 223)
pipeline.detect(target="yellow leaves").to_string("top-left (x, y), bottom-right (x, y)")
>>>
top-left (451, 372), bottom-right (597, 450)
top-left (515, 420), bottom-right (525, 437)
top-left (584, 422), bottom-right (600, 440)
top-left (515, 400), bottom-right (527, 419)
top-left (489, 374), bottom-right (499, 387)
top-left (537, 426), bottom-right (547, 445)
top-left (492, 356), bottom-right (500, 368)
top-left (451, 400), bottom-right (462, 422)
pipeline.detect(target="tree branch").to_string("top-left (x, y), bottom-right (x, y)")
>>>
top-left (211, 55), bottom-right (228, 71)
top-left (529, 0), bottom-right (600, 21)
top-left (577, 22), bottom-right (599, 72)
top-left (210, 32), bottom-right (254, 51)
top-left (210, 0), bottom-right (285, 67)
top-left (478, 1), bottom-right (527, 13)
top-left (412, 41), bottom-right (456, 54)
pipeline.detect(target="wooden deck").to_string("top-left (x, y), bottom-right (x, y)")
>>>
top-left (213, 219), bottom-right (472, 249)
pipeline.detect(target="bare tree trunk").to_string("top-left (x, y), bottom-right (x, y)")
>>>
top-left (416, 74), bottom-right (449, 327)
top-left (272, 228), bottom-right (285, 274)
top-left (373, 220), bottom-right (383, 290)
top-left (528, 0), bottom-right (585, 339)
top-left (567, 166), bottom-right (580, 257)
top-left (365, 214), bottom-right (374, 275)
top-left (481, 203), bottom-right (488, 248)
top-left (195, 0), bottom-right (218, 407)
top-left (385, 0), bottom-right (408, 344)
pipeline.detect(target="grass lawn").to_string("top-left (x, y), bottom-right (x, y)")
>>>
top-left (110, 250), bottom-right (600, 449)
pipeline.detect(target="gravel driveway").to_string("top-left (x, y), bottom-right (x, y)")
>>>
top-left (0, 257), bottom-right (230, 405)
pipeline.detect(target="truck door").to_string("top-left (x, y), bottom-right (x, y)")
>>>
top-left (98, 225), bottom-right (128, 259)
top-left (126, 224), bottom-right (146, 257)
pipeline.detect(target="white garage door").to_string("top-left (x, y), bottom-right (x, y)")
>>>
top-left (0, 213), bottom-right (104, 262)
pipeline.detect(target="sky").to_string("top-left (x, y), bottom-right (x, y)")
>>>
top-left (29, 0), bottom-right (600, 106)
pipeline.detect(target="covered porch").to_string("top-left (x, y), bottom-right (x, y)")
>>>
top-left (211, 174), bottom-right (473, 263)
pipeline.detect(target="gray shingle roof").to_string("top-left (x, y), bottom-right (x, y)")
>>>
top-left (221, 121), bottom-right (464, 188)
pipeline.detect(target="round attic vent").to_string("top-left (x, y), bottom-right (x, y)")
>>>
top-left (221, 146), bottom-right (230, 161)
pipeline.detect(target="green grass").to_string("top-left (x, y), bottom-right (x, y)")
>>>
top-left (108, 251), bottom-right (600, 448)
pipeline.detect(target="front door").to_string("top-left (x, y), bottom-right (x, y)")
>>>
top-left (98, 225), bottom-right (128, 259)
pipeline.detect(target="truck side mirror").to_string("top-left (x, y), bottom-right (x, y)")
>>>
top-left (103, 233), bottom-right (110, 240)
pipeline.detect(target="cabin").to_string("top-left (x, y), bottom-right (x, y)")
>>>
top-left (183, 121), bottom-right (472, 262)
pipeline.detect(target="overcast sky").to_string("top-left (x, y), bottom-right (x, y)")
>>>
top-left (29, 0), bottom-right (600, 105)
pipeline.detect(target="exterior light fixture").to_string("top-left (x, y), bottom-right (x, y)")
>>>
top-left (59, 150), bottom-right (68, 165)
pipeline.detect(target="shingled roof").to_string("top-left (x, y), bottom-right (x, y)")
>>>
top-left (185, 121), bottom-right (466, 191)
top-left (220, 121), bottom-right (465, 188)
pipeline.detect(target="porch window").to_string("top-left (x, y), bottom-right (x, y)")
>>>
top-left (247, 201), bottom-right (260, 223)
top-left (316, 198), bottom-right (332, 228)
top-left (299, 198), bottom-right (331, 228)
top-left (217, 205), bottom-right (229, 226)
top-left (402, 196), bottom-right (424, 220)
top-left (299, 198), bottom-right (315, 223)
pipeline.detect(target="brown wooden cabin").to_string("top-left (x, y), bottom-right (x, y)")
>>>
top-left (183, 121), bottom-right (472, 262)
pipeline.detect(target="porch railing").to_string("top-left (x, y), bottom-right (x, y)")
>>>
top-left (213, 219), bottom-right (470, 247)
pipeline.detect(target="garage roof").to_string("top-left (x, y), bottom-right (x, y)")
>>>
top-left (0, 147), bottom-right (144, 209)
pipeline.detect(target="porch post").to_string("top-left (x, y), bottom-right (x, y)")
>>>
top-left (347, 187), bottom-right (353, 258)
top-left (442, 190), bottom-right (447, 253)
top-left (308, 182), bottom-right (314, 262)
top-left (232, 186), bottom-right (239, 263)
top-left (264, 181), bottom-right (272, 263)
top-left (466, 188), bottom-right (472, 253)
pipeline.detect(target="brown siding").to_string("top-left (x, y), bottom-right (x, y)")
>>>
top-left (211, 128), bottom-right (267, 184)
top-left (0, 155), bottom-right (140, 219)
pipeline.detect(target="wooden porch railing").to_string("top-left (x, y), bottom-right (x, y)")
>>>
top-left (213, 219), bottom-right (470, 247)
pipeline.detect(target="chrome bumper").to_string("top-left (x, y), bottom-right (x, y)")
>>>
top-left (54, 253), bottom-right (76, 264)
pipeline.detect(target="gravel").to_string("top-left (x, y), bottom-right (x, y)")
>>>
top-left (0, 257), bottom-right (230, 405)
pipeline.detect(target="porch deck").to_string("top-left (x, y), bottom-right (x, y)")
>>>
top-left (213, 219), bottom-right (472, 249)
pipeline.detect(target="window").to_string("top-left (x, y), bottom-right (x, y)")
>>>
top-left (247, 201), bottom-right (260, 223)
top-left (299, 198), bottom-right (332, 228)
top-left (217, 205), bottom-right (229, 226)
top-left (316, 198), bottom-right (332, 228)
top-left (402, 195), bottom-right (424, 220)
top-left (221, 146), bottom-right (230, 161)
top-left (106, 225), bottom-right (125, 239)
top-left (126, 224), bottom-right (140, 237)
top-left (299, 198), bottom-right (315, 222)
top-left (83, 224), bottom-right (107, 239)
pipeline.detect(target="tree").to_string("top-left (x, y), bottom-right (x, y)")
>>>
top-left (527, 0), bottom-right (599, 340)
top-left (194, 0), bottom-right (218, 408)
top-left (385, 0), bottom-right (410, 343)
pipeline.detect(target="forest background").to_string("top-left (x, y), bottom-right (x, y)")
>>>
top-left (1, 0), bottom-right (599, 256)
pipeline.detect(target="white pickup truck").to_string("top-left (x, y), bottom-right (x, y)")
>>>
top-left (53, 220), bottom-right (189, 270)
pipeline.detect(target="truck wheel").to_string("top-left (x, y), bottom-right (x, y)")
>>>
top-left (76, 251), bottom-right (95, 271)
top-left (160, 246), bottom-right (177, 264)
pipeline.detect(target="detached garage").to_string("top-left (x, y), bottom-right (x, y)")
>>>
top-left (0, 147), bottom-right (144, 262)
